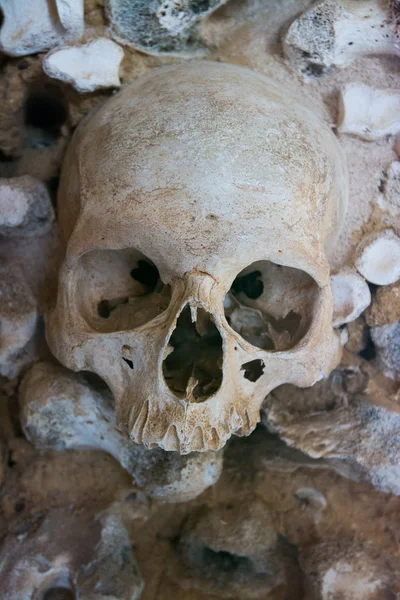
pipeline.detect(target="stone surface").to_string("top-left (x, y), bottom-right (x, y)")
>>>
top-left (0, 175), bottom-right (54, 237)
top-left (43, 38), bottom-right (124, 93)
top-left (355, 229), bottom-right (400, 285)
top-left (0, 0), bottom-right (84, 56)
top-left (338, 83), bottom-right (400, 141)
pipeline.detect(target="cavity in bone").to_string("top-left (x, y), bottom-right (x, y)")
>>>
top-left (79, 250), bottom-right (171, 331)
top-left (231, 270), bottom-right (264, 299)
top-left (130, 259), bottom-right (160, 292)
top-left (163, 306), bottom-right (223, 401)
top-left (241, 359), bottom-right (265, 383)
top-left (226, 261), bottom-right (317, 351)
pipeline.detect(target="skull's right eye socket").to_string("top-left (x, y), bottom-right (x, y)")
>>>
top-left (75, 249), bottom-right (171, 332)
top-left (224, 260), bottom-right (319, 352)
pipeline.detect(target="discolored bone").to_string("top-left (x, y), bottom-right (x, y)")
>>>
top-left (338, 84), bottom-right (400, 141)
top-left (20, 362), bottom-right (223, 502)
top-left (48, 61), bottom-right (347, 453)
top-left (43, 39), bottom-right (124, 93)
top-left (365, 280), bottom-right (400, 326)
top-left (283, 0), bottom-right (400, 77)
top-left (0, 0), bottom-right (84, 57)
top-left (172, 500), bottom-right (288, 599)
top-left (301, 539), bottom-right (400, 599)
top-left (371, 322), bottom-right (400, 378)
top-left (0, 264), bottom-right (38, 378)
top-left (105, 0), bottom-right (229, 57)
top-left (0, 508), bottom-right (143, 600)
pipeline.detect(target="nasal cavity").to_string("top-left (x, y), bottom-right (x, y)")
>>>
top-left (162, 305), bottom-right (223, 402)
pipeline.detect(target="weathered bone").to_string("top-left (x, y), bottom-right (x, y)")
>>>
top-left (338, 84), bottom-right (400, 141)
top-left (0, 175), bottom-right (54, 237)
top-left (0, 0), bottom-right (84, 56)
top-left (105, 0), bottom-right (228, 57)
top-left (301, 539), bottom-right (400, 599)
top-left (0, 507), bottom-right (143, 600)
top-left (283, 0), bottom-right (400, 76)
top-left (0, 264), bottom-right (37, 378)
top-left (266, 372), bottom-right (400, 495)
top-left (20, 362), bottom-right (223, 502)
top-left (331, 268), bottom-right (371, 327)
top-left (48, 61), bottom-right (348, 453)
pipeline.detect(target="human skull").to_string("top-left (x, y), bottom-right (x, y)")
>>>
top-left (47, 62), bottom-right (348, 454)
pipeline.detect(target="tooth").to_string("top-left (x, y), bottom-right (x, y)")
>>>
top-left (190, 426), bottom-right (204, 451)
top-left (162, 424), bottom-right (180, 451)
top-left (130, 400), bottom-right (149, 445)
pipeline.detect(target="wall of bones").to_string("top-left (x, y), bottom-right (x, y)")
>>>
top-left (1, 0), bottom-right (400, 598)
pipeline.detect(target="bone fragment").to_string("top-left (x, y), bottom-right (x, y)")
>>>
top-left (0, 0), bottom-right (84, 56)
top-left (0, 265), bottom-right (37, 378)
top-left (338, 84), bottom-right (400, 140)
top-left (355, 229), bottom-right (400, 285)
top-left (0, 175), bottom-right (54, 237)
top-left (20, 362), bottom-right (223, 502)
top-left (43, 38), bottom-right (124, 93)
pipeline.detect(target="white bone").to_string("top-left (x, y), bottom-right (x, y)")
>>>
top-left (331, 268), bottom-right (371, 327)
top-left (283, 0), bottom-right (400, 76)
top-left (43, 38), bottom-right (124, 93)
top-left (338, 84), bottom-right (400, 141)
top-left (0, 175), bottom-right (54, 237)
top-left (355, 229), bottom-right (400, 285)
top-left (105, 0), bottom-right (228, 57)
top-left (0, 0), bottom-right (84, 57)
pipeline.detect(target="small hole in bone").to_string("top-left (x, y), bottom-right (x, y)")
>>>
top-left (225, 261), bottom-right (318, 352)
top-left (122, 357), bottom-right (134, 369)
top-left (163, 305), bottom-right (223, 401)
top-left (241, 359), bottom-right (265, 382)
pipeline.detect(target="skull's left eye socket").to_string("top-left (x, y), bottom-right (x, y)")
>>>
top-left (224, 260), bottom-right (319, 352)
top-left (75, 248), bottom-right (171, 332)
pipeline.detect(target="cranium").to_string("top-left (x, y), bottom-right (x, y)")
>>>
top-left (47, 61), bottom-right (348, 453)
